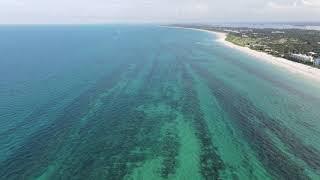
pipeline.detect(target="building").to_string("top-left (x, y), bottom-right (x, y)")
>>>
top-left (315, 58), bottom-right (320, 66)
top-left (289, 53), bottom-right (314, 63)
top-left (272, 31), bottom-right (285, 34)
top-left (264, 49), bottom-right (272, 53)
top-left (308, 52), bottom-right (317, 57)
top-left (224, 29), bottom-right (240, 34)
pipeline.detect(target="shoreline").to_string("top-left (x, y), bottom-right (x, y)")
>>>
top-left (211, 31), bottom-right (320, 82)
top-left (167, 26), bottom-right (320, 83)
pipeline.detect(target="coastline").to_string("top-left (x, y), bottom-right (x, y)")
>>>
top-left (211, 31), bottom-right (320, 82)
top-left (167, 26), bottom-right (320, 83)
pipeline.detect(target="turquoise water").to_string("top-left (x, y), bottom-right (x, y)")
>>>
top-left (0, 25), bottom-right (320, 179)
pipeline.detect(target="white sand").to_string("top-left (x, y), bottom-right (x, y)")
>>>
top-left (167, 26), bottom-right (320, 83)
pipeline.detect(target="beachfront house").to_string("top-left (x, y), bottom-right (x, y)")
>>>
top-left (289, 53), bottom-right (314, 63)
top-left (315, 58), bottom-right (320, 66)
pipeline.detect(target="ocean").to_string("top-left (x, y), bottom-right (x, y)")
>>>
top-left (0, 25), bottom-right (320, 179)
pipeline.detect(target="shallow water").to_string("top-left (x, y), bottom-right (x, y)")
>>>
top-left (0, 25), bottom-right (320, 180)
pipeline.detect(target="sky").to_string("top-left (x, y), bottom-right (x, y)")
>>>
top-left (0, 0), bottom-right (319, 24)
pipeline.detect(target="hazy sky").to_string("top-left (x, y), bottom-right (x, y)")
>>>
top-left (0, 0), bottom-right (319, 24)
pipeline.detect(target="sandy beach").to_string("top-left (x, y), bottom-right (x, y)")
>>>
top-left (209, 31), bottom-right (320, 83)
top-left (167, 26), bottom-right (320, 83)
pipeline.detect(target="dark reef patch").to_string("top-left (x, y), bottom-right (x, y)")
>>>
top-left (160, 127), bottom-right (180, 178)
top-left (180, 64), bottom-right (225, 180)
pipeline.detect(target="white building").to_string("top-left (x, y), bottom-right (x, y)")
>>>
top-left (224, 29), bottom-right (240, 34)
top-left (272, 31), bottom-right (285, 34)
top-left (289, 53), bottom-right (314, 63)
top-left (308, 52), bottom-right (317, 57)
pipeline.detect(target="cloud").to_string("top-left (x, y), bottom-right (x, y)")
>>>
top-left (0, 0), bottom-right (319, 24)
top-left (302, 0), bottom-right (320, 6)
top-left (257, 0), bottom-right (319, 22)
top-left (267, 0), bottom-right (320, 9)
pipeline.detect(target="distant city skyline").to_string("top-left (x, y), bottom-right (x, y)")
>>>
top-left (0, 0), bottom-right (320, 24)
